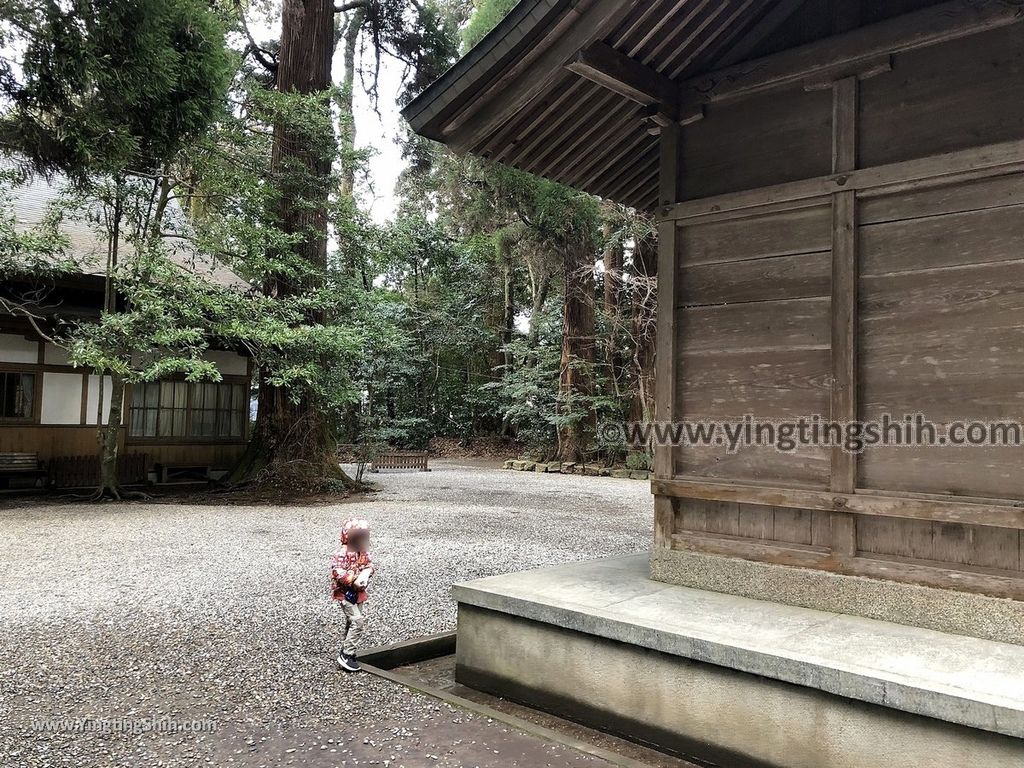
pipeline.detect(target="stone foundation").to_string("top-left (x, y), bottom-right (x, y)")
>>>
top-left (454, 555), bottom-right (1024, 767)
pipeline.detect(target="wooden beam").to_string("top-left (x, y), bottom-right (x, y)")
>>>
top-left (519, 89), bottom-right (619, 173)
top-left (672, 532), bottom-right (832, 570)
top-left (802, 54), bottom-right (891, 91)
top-left (659, 137), bottom-right (1024, 221)
top-left (622, 0), bottom-right (714, 59)
top-left (653, 120), bottom-right (684, 548)
top-left (567, 41), bottom-right (678, 109)
top-left (539, 99), bottom-right (640, 179)
top-left (831, 76), bottom-right (858, 174)
top-left (503, 83), bottom-right (608, 167)
top-left (79, 372), bottom-right (89, 426)
top-left (829, 75), bottom-right (859, 557)
top-left (830, 190), bottom-right (858, 557)
top-left (652, 479), bottom-right (1024, 531)
top-left (670, 532), bottom-right (1024, 601)
top-left (679, 0), bottom-right (1024, 108)
top-left (486, 79), bottom-right (588, 162)
top-left (647, 0), bottom-right (730, 73)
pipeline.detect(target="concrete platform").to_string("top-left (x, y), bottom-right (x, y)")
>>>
top-left (454, 555), bottom-right (1024, 768)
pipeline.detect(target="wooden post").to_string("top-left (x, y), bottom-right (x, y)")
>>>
top-left (830, 75), bottom-right (859, 557)
top-left (654, 121), bottom-right (683, 549)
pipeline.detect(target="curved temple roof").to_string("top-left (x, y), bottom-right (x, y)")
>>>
top-left (403, 0), bottom-right (804, 211)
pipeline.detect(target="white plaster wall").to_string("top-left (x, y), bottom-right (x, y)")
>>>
top-left (40, 373), bottom-right (83, 424)
top-left (0, 333), bottom-right (39, 364)
top-left (43, 343), bottom-right (71, 366)
top-left (85, 375), bottom-right (113, 425)
top-left (204, 350), bottom-right (249, 377)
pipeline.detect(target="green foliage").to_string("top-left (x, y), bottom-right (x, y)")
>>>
top-left (0, 168), bottom-right (74, 280)
top-left (625, 451), bottom-right (652, 471)
top-left (176, 69), bottom-right (369, 419)
top-left (0, 0), bottom-right (232, 178)
top-left (391, 0), bottom-right (469, 101)
top-left (483, 314), bottom-right (561, 451)
top-left (461, 0), bottom-right (517, 52)
top-left (344, 214), bottom-right (505, 447)
top-left (1, 0), bottom-right (656, 481)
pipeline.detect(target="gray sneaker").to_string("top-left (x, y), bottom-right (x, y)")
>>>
top-left (338, 653), bottom-right (361, 672)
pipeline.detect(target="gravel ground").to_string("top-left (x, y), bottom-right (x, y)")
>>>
top-left (0, 461), bottom-right (653, 767)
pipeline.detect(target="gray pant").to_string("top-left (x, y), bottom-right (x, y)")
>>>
top-left (339, 599), bottom-right (367, 656)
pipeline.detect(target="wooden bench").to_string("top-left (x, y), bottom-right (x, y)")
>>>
top-left (370, 451), bottom-right (431, 473)
top-left (0, 452), bottom-right (47, 489)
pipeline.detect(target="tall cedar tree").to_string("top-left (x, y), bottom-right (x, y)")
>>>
top-left (233, 0), bottom-right (350, 487)
top-left (235, 0), bottom-right (465, 483)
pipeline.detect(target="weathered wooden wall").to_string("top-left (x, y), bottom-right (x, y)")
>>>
top-left (655, 7), bottom-right (1024, 598)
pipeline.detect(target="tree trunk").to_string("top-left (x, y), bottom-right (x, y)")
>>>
top-left (94, 183), bottom-right (126, 499)
top-left (95, 372), bottom-right (126, 499)
top-left (527, 270), bottom-right (550, 349)
top-left (629, 234), bottom-right (658, 428)
top-left (602, 224), bottom-right (621, 317)
top-left (557, 243), bottom-right (596, 462)
top-left (498, 253), bottom-right (516, 438)
top-left (498, 233), bottom-right (515, 375)
top-left (232, 0), bottom-right (353, 489)
top-left (338, 8), bottom-right (364, 202)
top-left (601, 222), bottom-right (623, 395)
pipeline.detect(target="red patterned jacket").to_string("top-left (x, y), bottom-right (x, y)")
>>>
top-left (330, 549), bottom-right (374, 604)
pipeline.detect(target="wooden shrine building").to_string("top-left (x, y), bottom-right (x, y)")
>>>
top-left (405, 2), bottom-right (1024, 765)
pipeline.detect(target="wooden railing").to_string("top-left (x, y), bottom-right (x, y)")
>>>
top-left (50, 453), bottom-right (149, 489)
top-left (370, 451), bottom-right (431, 473)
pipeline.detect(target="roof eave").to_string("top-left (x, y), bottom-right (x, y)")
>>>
top-left (402, 0), bottom-right (572, 142)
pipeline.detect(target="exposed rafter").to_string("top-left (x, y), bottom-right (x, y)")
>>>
top-left (565, 41), bottom-right (693, 133)
top-left (567, 42), bottom-right (678, 107)
top-left (715, 0), bottom-right (808, 68)
top-left (681, 0), bottom-right (1024, 108)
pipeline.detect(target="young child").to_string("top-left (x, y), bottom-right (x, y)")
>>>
top-left (330, 518), bottom-right (375, 672)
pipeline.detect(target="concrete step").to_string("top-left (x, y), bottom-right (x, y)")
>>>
top-left (453, 554), bottom-right (1024, 767)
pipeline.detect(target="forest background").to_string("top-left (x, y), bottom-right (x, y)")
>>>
top-left (0, 0), bottom-right (659, 493)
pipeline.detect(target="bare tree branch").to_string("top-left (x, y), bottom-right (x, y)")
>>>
top-left (334, 1), bottom-right (370, 13)
top-left (238, 10), bottom-right (278, 73)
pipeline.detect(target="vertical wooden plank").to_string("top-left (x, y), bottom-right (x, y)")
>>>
top-left (654, 121), bottom-right (684, 548)
top-left (811, 510), bottom-right (833, 547)
top-left (679, 498), bottom-right (709, 532)
top-left (830, 75), bottom-right (859, 557)
top-left (774, 507), bottom-right (814, 545)
top-left (932, 521), bottom-right (969, 565)
top-left (903, 518), bottom-right (936, 561)
top-left (80, 373), bottom-right (89, 425)
top-left (706, 501), bottom-right (741, 537)
top-left (654, 497), bottom-right (677, 547)
top-left (963, 525), bottom-right (1020, 571)
top-left (738, 503), bottom-right (774, 540)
